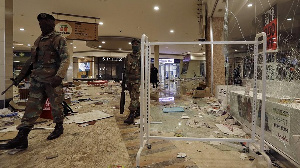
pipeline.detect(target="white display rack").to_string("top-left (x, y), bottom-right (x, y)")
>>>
top-left (136, 33), bottom-right (271, 168)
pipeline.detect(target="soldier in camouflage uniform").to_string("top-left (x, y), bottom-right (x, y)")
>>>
top-left (124, 39), bottom-right (141, 124)
top-left (0, 13), bottom-right (69, 150)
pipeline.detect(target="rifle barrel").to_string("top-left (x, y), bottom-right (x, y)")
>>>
top-left (1, 84), bottom-right (14, 95)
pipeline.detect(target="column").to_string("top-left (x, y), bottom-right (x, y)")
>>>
top-left (154, 45), bottom-right (159, 69)
top-left (65, 40), bottom-right (73, 82)
top-left (0, 0), bottom-right (13, 108)
top-left (205, 17), bottom-right (225, 96)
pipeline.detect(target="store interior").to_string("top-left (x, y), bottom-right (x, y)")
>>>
top-left (0, 0), bottom-right (299, 168)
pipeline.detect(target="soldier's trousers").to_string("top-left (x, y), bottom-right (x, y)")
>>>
top-left (127, 80), bottom-right (140, 112)
top-left (17, 78), bottom-right (64, 130)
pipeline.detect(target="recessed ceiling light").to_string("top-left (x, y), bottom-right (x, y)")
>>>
top-left (118, 48), bottom-right (122, 50)
top-left (102, 41), bottom-right (105, 44)
top-left (99, 22), bottom-right (103, 25)
top-left (247, 3), bottom-right (253, 7)
top-left (20, 28), bottom-right (24, 31)
top-left (98, 45), bottom-right (102, 48)
top-left (27, 44), bottom-right (31, 46)
top-left (74, 46), bottom-right (77, 49)
top-left (154, 6), bottom-right (159, 11)
top-left (287, 18), bottom-right (292, 21)
top-left (12, 47), bottom-right (14, 48)
top-left (170, 29), bottom-right (174, 33)
top-left (14, 61), bottom-right (20, 62)
top-left (128, 42), bottom-right (131, 45)
top-left (199, 44), bottom-right (202, 46)
top-left (235, 49), bottom-right (238, 51)
top-left (70, 43), bottom-right (73, 45)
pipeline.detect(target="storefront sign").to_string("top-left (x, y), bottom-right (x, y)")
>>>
top-left (271, 108), bottom-right (290, 144)
top-left (159, 59), bottom-right (174, 64)
top-left (55, 20), bottom-right (98, 41)
top-left (262, 5), bottom-right (277, 50)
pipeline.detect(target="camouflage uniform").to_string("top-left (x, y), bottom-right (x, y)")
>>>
top-left (17, 31), bottom-right (70, 130)
top-left (125, 52), bottom-right (141, 112)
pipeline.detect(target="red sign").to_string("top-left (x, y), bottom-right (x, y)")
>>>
top-left (41, 98), bottom-right (53, 120)
top-left (264, 18), bottom-right (277, 50)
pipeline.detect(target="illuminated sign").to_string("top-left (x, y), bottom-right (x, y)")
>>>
top-left (263, 5), bottom-right (277, 50)
top-left (159, 59), bottom-right (174, 64)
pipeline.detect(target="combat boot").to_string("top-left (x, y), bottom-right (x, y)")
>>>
top-left (134, 108), bottom-right (140, 118)
top-left (124, 111), bottom-right (135, 124)
top-left (47, 123), bottom-right (64, 140)
top-left (0, 128), bottom-right (31, 150)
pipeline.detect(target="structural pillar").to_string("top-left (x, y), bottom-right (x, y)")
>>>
top-left (154, 45), bottom-right (159, 69)
top-left (0, 0), bottom-right (13, 108)
top-left (66, 41), bottom-right (73, 82)
top-left (205, 17), bottom-right (225, 96)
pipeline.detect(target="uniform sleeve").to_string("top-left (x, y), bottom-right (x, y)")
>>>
top-left (55, 36), bottom-right (70, 79)
top-left (124, 54), bottom-right (129, 75)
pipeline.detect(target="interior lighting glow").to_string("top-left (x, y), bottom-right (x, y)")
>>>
top-left (98, 45), bottom-right (102, 48)
top-left (154, 6), bottom-right (159, 11)
top-left (128, 42), bottom-right (131, 45)
top-left (13, 61), bottom-right (20, 62)
top-left (27, 44), bottom-right (31, 46)
top-left (20, 28), bottom-right (24, 31)
top-left (74, 46), bottom-right (77, 49)
top-left (102, 41), bottom-right (105, 44)
top-left (247, 3), bottom-right (253, 7)
top-left (287, 18), bottom-right (292, 21)
top-left (99, 22), bottom-right (103, 25)
top-left (170, 29), bottom-right (174, 33)
top-left (235, 49), bottom-right (238, 51)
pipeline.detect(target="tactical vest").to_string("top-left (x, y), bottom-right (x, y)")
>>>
top-left (30, 32), bottom-right (62, 82)
top-left (125, 52), bottom-right (141, 80)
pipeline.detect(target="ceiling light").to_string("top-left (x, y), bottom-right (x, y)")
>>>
top-left (235, 49), bottom-right (238, 51)
top-left (27, 44), bottom-right (31, 46)
top-left (98, 45), bottom-right (102, 48)
top-left (70, 43), bottom-right (73, 45)
top-left (170, 29), bottom-right (174, 33)
top-left (118, 48), bottom-right (122, 50)
top-left (12, 47), bottom-right (14, 48)
top-left (154, 6), bottom-right (159, 11)
top-left (287, 18), bottom-right (292, 21)
top-left (20, 28), bottom-right (24, 31)
top-left (14, 43), bottom-right (23, 46)
top-left (102, 41), bottom-right (105, 44)
top-left (199, 44), bottom-right (202, 46)
top-left (13, 61), bottom-right (20, 62)
top-left (128, 42), bottom-right (131, 45)
top-left (99, 22), bottom-right (103, 25)
top-left (74, 46), bottom-right (77, 49)
top-left (247, 3), bottom-right (253, 7)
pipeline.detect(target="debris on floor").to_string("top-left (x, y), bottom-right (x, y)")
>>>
top-left (177, 152), bottom-right (187, 158)
top-left (163, 107), bottom-right (185, 113)
top-left (64, 110), bottom-right (113, 124)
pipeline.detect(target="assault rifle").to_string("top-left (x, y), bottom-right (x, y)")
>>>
top-left (1, 59), bottom-right (33, 95)
top-left (120, 72), bottom-right (126, 114)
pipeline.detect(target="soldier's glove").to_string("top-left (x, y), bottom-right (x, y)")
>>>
top-left (10, 78), bottom-right (21, 86)
top-left (50, 76), bottom-right (63, 88)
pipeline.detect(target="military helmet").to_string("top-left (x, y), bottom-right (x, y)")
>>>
top-left (37, 13), bottom-right (55, 21)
